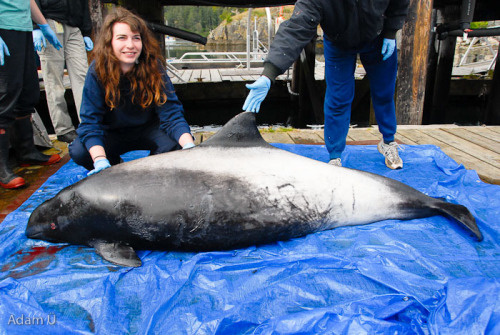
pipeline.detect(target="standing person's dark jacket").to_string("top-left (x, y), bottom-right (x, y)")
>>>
top-left (33, 0), bottom-right (92, 36)
top-left (263, 0), bottom-right (410, 79)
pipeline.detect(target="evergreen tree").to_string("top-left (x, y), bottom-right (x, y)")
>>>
top-left (164, 6), bottom-right (231, 37)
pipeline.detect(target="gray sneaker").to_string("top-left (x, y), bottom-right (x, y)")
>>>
top-left (377, 140), bottom-right (403, 169)
top-left (328, 158), bottom-right (342, 167)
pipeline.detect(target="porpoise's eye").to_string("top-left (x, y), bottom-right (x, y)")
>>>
top-left (50, 223), bottom-right (57, 230)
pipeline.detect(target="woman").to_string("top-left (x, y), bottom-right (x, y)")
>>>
top-left (69, 7), bottom-right (195, 175)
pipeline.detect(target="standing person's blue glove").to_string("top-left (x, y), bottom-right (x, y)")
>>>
top-left (83, 36), bottom-right (93, 51)
top-left (242, 76), bottom-right (271, 113)
top-left (32, 29), bottom-right (46, 52)
top-left (38, 24), bottom-right (62, 50)
top-left (0, 36), bottom-right (10, 66)
top-left (381, 38), bottom-right (396, 61)
top-left (88, 158), bottom-right (111, 176)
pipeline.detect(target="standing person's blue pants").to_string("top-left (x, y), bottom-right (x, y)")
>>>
top-left (323, 36), bottom-right (398, 160)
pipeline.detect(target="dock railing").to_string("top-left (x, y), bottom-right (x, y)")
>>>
top-left (168, 51), bottom-right (268, 70)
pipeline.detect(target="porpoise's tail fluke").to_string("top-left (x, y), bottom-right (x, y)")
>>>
top-left (434, 202), bottom-right (483, 241)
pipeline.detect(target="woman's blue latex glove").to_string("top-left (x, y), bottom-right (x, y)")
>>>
top-left (83, 36), bottom-right (93, 51)
top-left (38, 24), bottom-right (62, 50)
top-left (381, 38), bottom-right (396, 61)
top-left (242, 76), bottom-right (271, 113)
top-left (88, 158), bottom-right (111, 176)
top-left (0, 36), bottom-right (9, 66)
top-left (182, 142), bottom-right (195, 150)
top-left (32, 29), bottom-right (46, 52)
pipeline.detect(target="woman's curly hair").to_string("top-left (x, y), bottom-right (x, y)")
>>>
top-left (92, 7), bottom-right (167, 110)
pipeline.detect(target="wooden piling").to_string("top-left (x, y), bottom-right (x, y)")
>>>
top-left (396, 0), bottom-right (434, 125)
top-left (88, 0), bottom-right (103, 38)
top-left (428, 5), bottom-right (459, 124)
top-left (486, 59), bottom-right (500, 124)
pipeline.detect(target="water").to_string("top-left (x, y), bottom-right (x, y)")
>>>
top-left (165, 41), bottom-right (247, 59)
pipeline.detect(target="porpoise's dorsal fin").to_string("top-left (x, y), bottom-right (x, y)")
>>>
top-left (199, 112), bottom-right (273, 148)
top-left (91, 240), bottom-right (142, 267)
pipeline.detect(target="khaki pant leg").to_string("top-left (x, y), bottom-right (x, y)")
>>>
top-left (63, 24), bottom-right (88, 120)
top-left (38, 19), bottom-right (74, 136)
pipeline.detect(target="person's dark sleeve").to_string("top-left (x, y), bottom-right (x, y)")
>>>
top-left (383, 0), bottom-right (410, 39)
top-left (262, 0), bottom-right (323, 81)
top-left (156, 72), bottom-right (191, 142)
top-left (77, 66), bottom-right (108, 150)
top-left (81, 0), bottom-right (92, 37)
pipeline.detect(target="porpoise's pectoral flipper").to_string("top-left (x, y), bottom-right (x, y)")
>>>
top-left (434, 202), bottom-right (483, 241)
top-left (92, 241), bottom-right (142, 267)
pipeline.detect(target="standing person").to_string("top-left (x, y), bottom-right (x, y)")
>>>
top-left (33, 0), bottom-right (93, 144)
top-left (0, 0), bottom-right (62, 189)
top-left (243, 0), bottom-right (409, 169)
top-left (69, 7), bottom-right (195, 176)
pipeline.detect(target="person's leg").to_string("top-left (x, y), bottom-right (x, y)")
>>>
top-left (0, 30), bottom-right (24, 128)
top-left (64, 24), bottom-right (88, 120)
top-left (0, 30), bottom-right (27, 188)
top-left (360, 37), bottom-right (402, 169)
top-left (323, 37), bottom-right (357, 162)
top-left (359, 37), bottom-right (398, 143)
top-left (11, 31), bottom-right (61, 166)
top-left (68, 137), bottom-right (93, 170)
top-left (38, 20), bottom-right (75, 138)
top-left (70, 131), bottom-right (136, 171)
top-left (140, 123), bottom-right (181, 155)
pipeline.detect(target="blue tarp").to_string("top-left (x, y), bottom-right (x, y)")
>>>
top-left (0, 144), bottom-right (499, 334)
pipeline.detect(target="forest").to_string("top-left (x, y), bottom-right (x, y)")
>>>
top-left (163, 6), bottom-right (244, 37)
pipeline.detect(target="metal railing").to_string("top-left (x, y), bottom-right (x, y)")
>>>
top-left (168, 51), bottom-right (267, 70)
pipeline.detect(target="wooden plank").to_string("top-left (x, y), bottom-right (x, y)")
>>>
top-left (398, 129), bottom-right (500, 184)
top-left (210, 69), bottom-right (222, 82)
top-left (485, 126), bottom-right (500, 135)
top-left (394, 130), bottom-right (418, 145)
top-left (442, 128), bottom-right (500, 155)
top-left (347, 128), bottom-right (379, 141)
top-left (288, 131), bottom-right (323, 144)
top-left (240, 75), bottom-right (255, 81)
top-left (310, 130), bottom-right (324, 141)
top-left (180, 70), bottom-right (191, 83)
top-left (229, 75), bottom-right (245, 82)
top-left (397, 129), bottom-right (440, 145)
top-left (460, 126), bottom-right (500, 142)
top-left (367, 127), bottom-right (417, 144)
top-left (201, 69), bottom-right (210, 82)
top-left (189, 70), bottom-right (202, 83)
top-left (420, 129), bottom-right (500, 167)
top-left (261, 132), bottom-right (294, 144)
top-left (220, 69), bottom-right (240, 76)
top-left (198, 132), bottom-right (215, 143)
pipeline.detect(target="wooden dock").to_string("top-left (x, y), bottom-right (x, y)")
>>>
top-left (167, 64), bottom-right (489, 84)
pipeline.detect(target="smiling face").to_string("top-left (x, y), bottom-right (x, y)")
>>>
top-left (111, 22), bottom-right (142, 73)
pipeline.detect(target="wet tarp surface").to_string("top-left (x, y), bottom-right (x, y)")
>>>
top-left (0, 144), bottom-right (499, 334)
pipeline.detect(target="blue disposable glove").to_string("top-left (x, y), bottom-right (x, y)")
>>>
top-left (87, 158), bottom-right (111, 176)
top-left (32, 29), bottom-right (46, 52)
top-left (38, 24), bottom-right (62, 50)
top-left (0, 36), bottom-right (10, 66)
top-left (242, 76), bottom-right (271, 113)
top-left (381, 38), bottom-right (396, 61)
top-left (83, 36), bottom-right (93, 51)
top-left (182, 142), bottom-right (195, 150)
